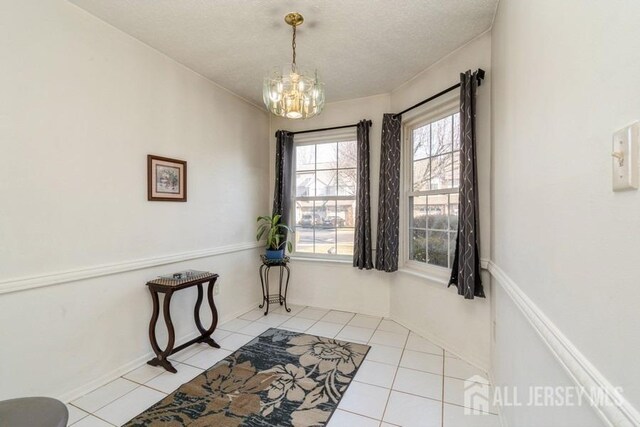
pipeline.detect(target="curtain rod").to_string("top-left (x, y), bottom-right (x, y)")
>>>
top-left (394, 68), bottom-right (485, 118)
top-left (277, 120), bottom-right (372, 137)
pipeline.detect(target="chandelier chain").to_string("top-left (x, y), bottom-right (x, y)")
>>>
top-left (291, 24), bottom-right (297, 66)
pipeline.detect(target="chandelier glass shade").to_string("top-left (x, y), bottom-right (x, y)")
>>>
top-left (263, 13), bottom-right (325, 119)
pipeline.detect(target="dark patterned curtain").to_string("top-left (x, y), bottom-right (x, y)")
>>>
top-left (353, 120), bottom-right (373, 269)
top-left (375, 114), bottom-right (401, 272)
top-left (449, 71), bottom-right (485, 299)
top-left (272, 130), bottom-right (294, 237)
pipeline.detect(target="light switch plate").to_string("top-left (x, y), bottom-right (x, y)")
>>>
top-left (612, 122), bottom-right (639, 191)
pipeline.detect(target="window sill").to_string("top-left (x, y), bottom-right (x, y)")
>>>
top-left (289, 255), bottom-right (353, 265)
top-left (398, 266), bottom-right (450, 285)
top-left (398, 259), bottom-right (490, 285)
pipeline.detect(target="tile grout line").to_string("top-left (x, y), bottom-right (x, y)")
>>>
top-left (330, 312), bottom-right (356, 338)
top-left (376, 325), bottom-right (410, 425)
top-left (67, 403), bottom-right (90, 426)
top-left (349, 380), bottom-right (449, 406)
top-left (441, 348), bottom-right (446, 427)
top-left (94, 384), bottom-right (150, 422)
top-left (70, 377), bottom-right (141, 417)
top-left (338, 407), bottom-right (389, 424)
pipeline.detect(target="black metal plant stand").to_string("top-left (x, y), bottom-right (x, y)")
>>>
top-left (259, 255), bottom-right (291, 315)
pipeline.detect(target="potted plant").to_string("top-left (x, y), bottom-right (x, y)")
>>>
top-left (256, 214), bottom-right (293, 260)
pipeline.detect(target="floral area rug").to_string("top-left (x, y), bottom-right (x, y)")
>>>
top-left (124, 328), bottom-right (370, 427)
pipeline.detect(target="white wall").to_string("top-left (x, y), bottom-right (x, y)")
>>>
top-left (491, 0), bottom-right (640, 424)
top-left (270, 94), bottom-right (393, 317)
top-left (0, 0), bottom-right (269, 400)
top-left (389, 32), bottom-right (493, 369)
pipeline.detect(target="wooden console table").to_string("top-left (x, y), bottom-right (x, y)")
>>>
top-left (146, 271), bottom-right (219, 373)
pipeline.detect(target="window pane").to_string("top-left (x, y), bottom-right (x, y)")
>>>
top-left (452, 152), bottom-right (460, 188)
top-left (337, 228), bottom-right (354, 255)
top-left (338, 169), bottom-right (357, 196)
top-left (295, 227), bottom-right (314, 253)
top-left (315, 227), bottom-right (336, 255)
top-left (413, 124), bottom-right (431, 160)
top-left (337, 199), bottom-right (356, 227)
top-left (430, 154), bottom-right (453, 189)
top-left (412, 158), bottom-right (430, 191)
top-left (315, 199), bottom-right (334, 224)
top-left (410, 229), bottom-right (427, 262)
top-left (296, 145), bottom-right (315, 171)
top-left (316, 170), bottom-right (337, 196)
top-left (406, 111), bottom-right (460, 269)
top-left (316, 142), bottom-right (337, 169)
top-left (427, 194), bottom-right (449, 230)
top-left (427, 230), bottom-right (448, 267)
top-left (295, 200), bottom-right (314, 228)
top-left (338, 141), bottom-right (357, 168)
top-left (449, 231), bottom-right (457, 268)
top-left (296, 172), bottom-right (315, 197)
top-left (295, 200), bottom-right (314, 253)
top-left (453, 112), bottom-right (460, 150)
top-left (293, 139), bottom-right (357, 257)
top-left (431, 115), bottom-right (452, 155)
top-left (410, 196), bottom-right (426, 229)
top-left (449, 193), bottom-right (459, 231)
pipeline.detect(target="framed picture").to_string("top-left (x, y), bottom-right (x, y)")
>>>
top-left (147, 155), bottom-right (187, 202)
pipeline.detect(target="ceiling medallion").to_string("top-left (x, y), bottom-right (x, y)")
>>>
top-left (263, 12), bottom-right (325, 119)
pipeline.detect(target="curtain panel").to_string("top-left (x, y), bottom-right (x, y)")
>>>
top-left (353, 120), bottom-right (373, 269)
top-left (448, 71), bottom-right (485, 299)
top-left (272, 130), bottom-right (294, 239)
top-left (375, 114), bottom-right (402, 272)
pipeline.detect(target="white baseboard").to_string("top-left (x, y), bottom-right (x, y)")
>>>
top-left (58, 300), bottom-right (260, 403)
top-left (0, 242), bottom-right (262, 295)
top-left (287, 298), bottom-right (390, 318)
top-left (488, 261), bottom-right (640, 427)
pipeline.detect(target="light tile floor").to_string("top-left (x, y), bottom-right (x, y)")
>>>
top-left (66, 305), bottom-right (500, 427)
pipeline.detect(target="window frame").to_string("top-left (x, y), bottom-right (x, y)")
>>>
top-left (289, 129), bottom-right (358, 261)
top-left (400, 94), bottom-right (460, 278)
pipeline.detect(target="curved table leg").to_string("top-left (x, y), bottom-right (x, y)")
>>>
top-left (264, 265), bottom-right (271, 315)
top-left (147, 291), bottom-right (177, 373)
top-left (282, 265), bottom-right (291, 312)
top-left (147, 289), bottom-right (161, 357)
top-left (258, 265), bottom-right (267, 309)
top-left (199, 280), bottom-right (220, 348)
top-left (194, 283), bottom-right (206, 335)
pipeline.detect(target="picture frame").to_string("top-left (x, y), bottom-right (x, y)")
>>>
top-left (147, 155), bottom-right (187, 202)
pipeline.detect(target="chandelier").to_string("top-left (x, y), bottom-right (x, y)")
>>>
top-left (263, 12), bottom-right (325, 119)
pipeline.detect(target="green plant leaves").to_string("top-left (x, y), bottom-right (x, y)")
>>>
top-left (256, 214), bottom-right (294, 251)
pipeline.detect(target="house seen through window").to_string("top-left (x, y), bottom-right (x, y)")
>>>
top-left (294, 139), bottom-right (357, 257)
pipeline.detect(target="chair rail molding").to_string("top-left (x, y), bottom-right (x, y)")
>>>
top-left (0, 242), bottom-right (263, 295)
top-left (487, 261), bottom-right (640, 427)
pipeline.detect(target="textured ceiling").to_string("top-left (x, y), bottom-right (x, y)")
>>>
top-left (69, 0), bottom-right (497, 105)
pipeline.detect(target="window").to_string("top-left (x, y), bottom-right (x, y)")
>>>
top-left (293, 137), bottom-right (357, 257)
top-left (406, 110), bottom-right (460, 269)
